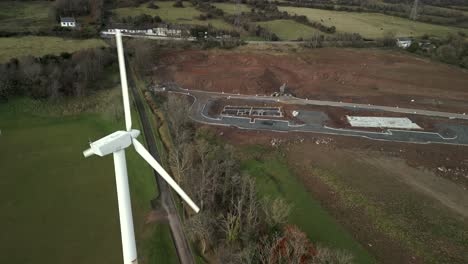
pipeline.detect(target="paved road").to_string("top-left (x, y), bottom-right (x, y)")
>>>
top-left (161, 84), bottom-right (468, 146)
top-left (128, 73), bottom-right (194, 264)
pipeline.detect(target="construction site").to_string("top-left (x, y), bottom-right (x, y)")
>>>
top-left (152, 46), bottom-right (468, 264)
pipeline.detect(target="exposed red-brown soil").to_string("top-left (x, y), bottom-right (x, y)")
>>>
top-left (155, 48), bottom-right (468, 113)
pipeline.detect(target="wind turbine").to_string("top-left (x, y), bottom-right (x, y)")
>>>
top-left (83, 30), bottom-right (200, 264)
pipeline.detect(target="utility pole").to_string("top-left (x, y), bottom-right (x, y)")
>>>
top-left (409, 0), bottom-right (419, 20)
top-left (234, 0), bottom-right (241, 28)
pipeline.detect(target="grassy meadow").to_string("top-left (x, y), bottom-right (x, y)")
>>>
top-left (279, 6), bottom-right (468, 38)
top-left (0, 1), bottom-right (54, 33)
top-left (240, 146), bottom-right (375, 264)
top-left (212, 3), bottom-right (251, 15)
top-left (256, 19), bottom-right (323, 40)
top-left (0, 36), bottom-right (108, 63)
top-left (0, 88), bottom-right (177, 264)
top-left (113, 1), bottom-right (234, 30)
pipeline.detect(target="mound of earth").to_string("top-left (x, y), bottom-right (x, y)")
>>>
top-left (155, 48), bottom-right (468, 112)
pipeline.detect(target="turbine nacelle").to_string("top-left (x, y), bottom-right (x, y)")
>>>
top-left (83, 130), bottom-right (140, 157)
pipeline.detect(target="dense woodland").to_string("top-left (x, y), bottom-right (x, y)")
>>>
top-left (0, 48), bottom-right (115, 100)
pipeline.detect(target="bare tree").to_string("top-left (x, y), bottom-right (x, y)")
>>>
top-left (185, 213), bottom-right (215, 254)
top-left (315, 246), bottom-right (353, 264)
top-left (221, 211), bottom-right (241, 245)
top-left (169, 132), bottom-right (193, 183)
top-left (164, 94), bottom-right (191, 144)
top-left (262, 197), bottom-right (292, 229)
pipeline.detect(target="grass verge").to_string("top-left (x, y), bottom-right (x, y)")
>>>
top-left (239, 145), bottom-right (375, 264)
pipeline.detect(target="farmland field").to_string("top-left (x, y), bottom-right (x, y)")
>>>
top-left (0, 1), bottom-right (54, 33)
top-left (0, 89), bottom-right (176, 264)
top-left (113, 1), bottom-right (234, 30)
top-left (214, 127), bottom-right (468, 264)
top-left (0, 36), bottom-right (108, 63)
top-left (212, 3), bottom-right (251, 15)
top-left (256, 19), bottom-right (323, 40)
top-left (240, 146), bottom-right (375, 264)
top-left (279, 6), bottom-right (468, 38)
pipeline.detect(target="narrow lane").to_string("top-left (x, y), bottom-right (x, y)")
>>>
top-left (128, 69), bottom-right (195, 264)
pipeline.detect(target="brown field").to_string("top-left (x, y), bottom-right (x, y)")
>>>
top-left (206, 124), bottom-right (468, 264)
top-left (155, 48), bottom-right (468, 113)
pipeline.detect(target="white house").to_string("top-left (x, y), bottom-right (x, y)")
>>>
top-left (153, 26), bottom-right (183, 37)
top-left (396, 37), bottom-right (413, 49)
top-left (60, 17), bottom-right (76, 28)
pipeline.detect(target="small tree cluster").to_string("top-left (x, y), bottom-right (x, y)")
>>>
top-left (115, 14), bottom-right (163, 28)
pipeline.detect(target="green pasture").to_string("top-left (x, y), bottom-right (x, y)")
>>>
top-left (0, 91), bottom-right (176, 264)
top-left (212, 3), bottom-right (251, 15)
top-left (240, 146), bottom-right (375, 264)
top-left (256, 19), bottom-right (323, 40)
top-left (0, 1), bottom-right (54, 33)
top-left (279, 6), bottom-right (468, 38)
top-left (0, 36), bottom-right (108, 63)
top-left (113, 1), bottom-right (234, 30)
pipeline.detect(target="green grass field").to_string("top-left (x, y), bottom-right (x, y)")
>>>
top-left (113, 1), bottom-right (234, 30)
top-left (256, 19), bottom-right (323, 40)
top-left (212, 3), bottom-right (251, 15)
top-left (279, 6), bottom-right (468, 38)
top-left (0, 90), bottom-right (177, 264)
top-left (240, 146), bottom-right (375, 264)
top-left (0, 36), bottom-right (108, 63)
top-left (0, 1), bottom-right (54, 33)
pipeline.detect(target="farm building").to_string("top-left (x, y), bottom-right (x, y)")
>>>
top-left (154, 26), bottom-right (183, 37)
top-left (396, 37), bottom-right (413, 48)
top-left (60, 17), bottom-right (76, 28)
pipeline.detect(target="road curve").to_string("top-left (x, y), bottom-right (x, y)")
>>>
top-left (161, 83), bottom-right (468, 146)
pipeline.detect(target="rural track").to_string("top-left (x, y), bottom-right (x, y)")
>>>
top-left (127, 68), bottom-right (195, 264)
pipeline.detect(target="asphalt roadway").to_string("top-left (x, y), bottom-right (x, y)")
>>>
top-left (162, 83), bottom-right (468, 146)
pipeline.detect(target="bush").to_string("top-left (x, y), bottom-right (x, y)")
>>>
top-left (173, 1), bottom-right (184, 8)
top-left (436, 44), bottom-right (459, 64)
top-left (460, 56), bottom-right (468, 68)
top-left (148, 2), bottom-right (159, 9)
top-left (407, 42), bottom-right (419, 53)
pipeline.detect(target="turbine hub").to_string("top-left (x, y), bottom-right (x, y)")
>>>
top-left (83, 129), bottom-right (140, 157)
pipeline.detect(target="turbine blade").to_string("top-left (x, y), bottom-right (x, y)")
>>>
top-left (132, 138), bottom-right (200, 213)
top-left (115, 31), bottom-right (132, 131)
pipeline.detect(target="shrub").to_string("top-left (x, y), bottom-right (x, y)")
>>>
top-left (148, 2), bottom-right (159, 9)
top-left (436, 44), bottom-right (459, 64)
top-left (173, 1), bottom-right (184, 8)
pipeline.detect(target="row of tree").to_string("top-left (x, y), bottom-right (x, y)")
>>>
top-left (0, 48), bottom-right (115, 100)
top-left (412, 33), bottom-right (468, 68)
top-left (161, 94), bottom-right (354, 263)
top-left (54, 0), bottom-right (104, 23)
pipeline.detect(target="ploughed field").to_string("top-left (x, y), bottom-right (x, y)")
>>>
top-left (155, 48), bottom-right (468, 113)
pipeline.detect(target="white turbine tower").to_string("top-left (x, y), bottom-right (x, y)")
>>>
top-left (83, 31), bottom-right (199, 264)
